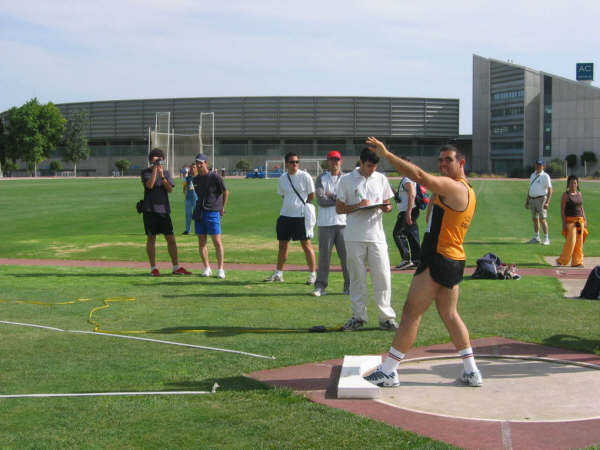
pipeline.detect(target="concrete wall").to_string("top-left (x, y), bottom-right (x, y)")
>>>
top-left (552, 77), bottom-right (600, 176)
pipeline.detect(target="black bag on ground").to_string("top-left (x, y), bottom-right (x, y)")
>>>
top-left (472, 253), bottom-right (503, 279)
top-left (580, 266), bottom-right (600, 300)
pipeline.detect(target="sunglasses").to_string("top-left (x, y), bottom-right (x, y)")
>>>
top-left (287, 160), bottom-right (300, 164)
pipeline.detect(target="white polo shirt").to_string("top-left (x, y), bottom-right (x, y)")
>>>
top-left (336, 168), bottom-right (394, 243)
top-left (528, 170), bottom-right (552, 197)
top-left (277, 170), bottom-right (315, 218)
top-left (316, 171), bottom-right (346, 227)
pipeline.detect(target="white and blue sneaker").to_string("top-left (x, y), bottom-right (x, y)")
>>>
top-left (459, 370), bottom-right (483, 387)
top-left (363, 364), bottom-right (400, 387)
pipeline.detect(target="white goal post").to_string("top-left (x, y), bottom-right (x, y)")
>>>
top-left (149, 112), bottom-right (204, 174)
top-left (199, 112), bottom-right (215, 169)
top-left (265, 158), bottom-right (326, 178)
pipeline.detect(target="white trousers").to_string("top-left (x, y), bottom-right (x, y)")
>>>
top-left (345, 241), bottom-right (396, 323)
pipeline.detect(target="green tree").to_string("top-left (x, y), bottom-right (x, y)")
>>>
top-left (580, 151), bottom-right (597, 166)
top-left (61, 110), bottom-right (90, 177)
top-left (49, 160), bottom-right (62, 175)
top-left (4, 98), bottom-right (66, 176)
top-left (565, 154), bottom-right (577, 168)
top-left (235, 159), bottom-right (251, 171)
top-left (115, 159), bottom-right (131, 176)
top-left (0, 117), bottom-right (6, 176)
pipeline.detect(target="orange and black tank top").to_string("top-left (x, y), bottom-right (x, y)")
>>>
top-left (422, 179), bottom-right (476, 261)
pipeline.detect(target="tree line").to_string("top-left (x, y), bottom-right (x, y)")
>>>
top-left (0, 98), bottom-right (90, 176)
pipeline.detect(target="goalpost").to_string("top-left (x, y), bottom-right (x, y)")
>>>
top-left (265, 158), bottom-right (326, 178)
top-left (149, 112), bottom-right (203, 174)
top-left (265, 160), bottom-right (284, 179)
top-left (199, 112), bottom-right (215, 169)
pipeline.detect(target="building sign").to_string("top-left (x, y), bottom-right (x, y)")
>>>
top-left (576, 63), bottom-right (594, 81)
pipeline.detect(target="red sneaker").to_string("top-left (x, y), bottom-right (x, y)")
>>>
top-left (172, 266), bottom-right (192, 275)
top-left (150, 268), bottom-right (160, 277)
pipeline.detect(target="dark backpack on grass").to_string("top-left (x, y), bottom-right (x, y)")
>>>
top-left (580, 266), bottom-right (600, 300)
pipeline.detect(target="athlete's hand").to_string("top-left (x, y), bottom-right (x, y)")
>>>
top-left (365, 137), bottom-right (387, 157)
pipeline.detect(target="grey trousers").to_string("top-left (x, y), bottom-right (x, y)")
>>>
top-left (315, 225), bottom-right (350, 291)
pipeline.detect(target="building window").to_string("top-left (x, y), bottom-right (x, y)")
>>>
top-left (543, 76), bottom-right (552, 157)
top-left (491, 90), bottom-right (524, 101)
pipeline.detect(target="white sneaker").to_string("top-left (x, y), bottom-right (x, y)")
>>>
top-left (264, 271), bottom-right (284, 282)
top-left (528, 236), bottom-right (541, 244)
top-left (201, 267), bottom-right (212, 277)
top-left (542, 237), bottom-right (550, 245)
top-left (312, 288), bottom-right (325, 297)
top-left (364, 364), bottom-right (400, 387)
top-left (306, 272), bottom-right (317, 285)
top-left (216, 269), bottom-right (225, 279)
top-left (459, 370), bottom-right (483, 387)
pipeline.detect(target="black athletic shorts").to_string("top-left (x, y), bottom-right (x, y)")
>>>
top-left (276, 216), bottom-right (307, 241)
top-left (143, 212), bottom-right (174, 236)
top-left (415, 251), bottom-right (465, 288)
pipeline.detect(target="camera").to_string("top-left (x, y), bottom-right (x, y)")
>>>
top-left (153, 159), bottom-right (166, 167)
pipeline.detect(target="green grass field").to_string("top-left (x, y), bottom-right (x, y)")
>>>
top-left (1, 177), bottom-right (599, 266)
top-left (1, 177), bottom-right (599, 449)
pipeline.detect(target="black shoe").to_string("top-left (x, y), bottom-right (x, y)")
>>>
top-left (395, 260), bottom-right (412, 270)
top-left (182, 231), bottom-right (189, 235)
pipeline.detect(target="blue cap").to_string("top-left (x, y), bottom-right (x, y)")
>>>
top-left (195, 153), bottom-right (208, 162)
top-left (536, 159), bottom-right (544, 165)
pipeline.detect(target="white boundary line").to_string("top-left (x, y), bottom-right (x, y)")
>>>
top-left (1, 383), bottom-right (220, 399)
top-left (0, 321), bottom-right (276, 360)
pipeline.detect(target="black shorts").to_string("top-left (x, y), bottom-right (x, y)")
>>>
top-left (143, 212), bottom-right (174, 236)
top-left (276, 216), bottom-right (307, 241)
top-left (415, 251), bottom-right (465, 288)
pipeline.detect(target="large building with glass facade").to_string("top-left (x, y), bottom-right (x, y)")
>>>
top-left (473, 54), bottom-right (600, 175)
top-left (48, 96), bottom-right (461, 176)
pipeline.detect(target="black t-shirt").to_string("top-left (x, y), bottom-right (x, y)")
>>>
top-left (193, 172), bottom-right (227, 211)
top-left (141, 168), bottom-right (174, 214)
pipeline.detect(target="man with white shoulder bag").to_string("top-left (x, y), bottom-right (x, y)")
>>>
top-left (264, 152), bottom-right (317, 284)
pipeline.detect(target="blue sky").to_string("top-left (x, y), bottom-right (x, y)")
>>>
top-left (1, 0), bottom-right (598, 134)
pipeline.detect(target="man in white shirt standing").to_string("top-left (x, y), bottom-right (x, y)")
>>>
top-left (526, 159), bottom-right (553, 245)
top-left (264, 152), bottom-right (317, 284)
top-left (335, 148), bottom-right (398, 331)
top-left (312, 150), bottom-right (350, 297)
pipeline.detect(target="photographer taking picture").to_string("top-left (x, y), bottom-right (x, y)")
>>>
top-left (141, 148), bottom-right (191, 276)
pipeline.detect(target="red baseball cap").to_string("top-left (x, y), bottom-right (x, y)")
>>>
top-left (327, 150), bottom-right (342, 160)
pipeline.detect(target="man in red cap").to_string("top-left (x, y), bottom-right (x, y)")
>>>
top-left (312, 150), bottom-right (350, 296)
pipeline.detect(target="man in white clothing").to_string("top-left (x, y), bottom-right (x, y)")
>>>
top-left (335, 148), bottom-right (398, 331)
top-left (312, 150), bottom-right (350, 297)
top-left (264, 152), bottom-right (317, 284)
top-left (526, 159), bottom-right (553, 245)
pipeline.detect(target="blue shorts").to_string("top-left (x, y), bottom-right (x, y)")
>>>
top-left (195, 210), bottom-right (222, 235)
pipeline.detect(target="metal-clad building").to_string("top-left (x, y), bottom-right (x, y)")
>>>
top-left (54, 96), bottom-right (459, 175)
top-left (473, 55), bottom-right (600, 175)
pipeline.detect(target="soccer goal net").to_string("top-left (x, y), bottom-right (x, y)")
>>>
top-left (265, 160), bottom-right (284, 178)
top-left (200, 112), bottom-right (215, 169)
top-left (149, 112), bottom-right (203, 174)
top-left (265, 158), bottom-right (326, 178)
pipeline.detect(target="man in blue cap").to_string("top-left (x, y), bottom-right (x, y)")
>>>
top-left (193, 153), bottom-right (229, 278)
top-left (525, 159), bottom-right (553, 245)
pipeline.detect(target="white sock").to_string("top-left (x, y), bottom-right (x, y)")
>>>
top-left (459, 347), bottom-right (478, 373)
top-left (534, 232), bottom-right (540, 238)
top-left (276, 270), bottom-right (283, 276)
top-left (544, 234), bottom-right (549, 240)
top-left (381, 347), bottom-right (405, 374)
top-left (151, 266), bottom-right (157, 271)
top-left (173, 265), bottom-right (180, 271)
top-left (310, 271), bottom-right (316, 277)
